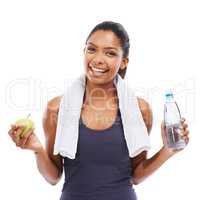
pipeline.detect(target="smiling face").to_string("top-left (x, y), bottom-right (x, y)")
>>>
top-left (84, 30), bottom-right (128, 85)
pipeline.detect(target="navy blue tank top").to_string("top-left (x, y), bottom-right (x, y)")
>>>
top-left (60, 108), bottom-right (137, 200)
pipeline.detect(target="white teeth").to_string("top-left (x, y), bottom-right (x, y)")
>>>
top-left (91, 67), bottom-right (107, 73)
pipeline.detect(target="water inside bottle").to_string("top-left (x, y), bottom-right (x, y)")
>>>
top-left (165, 123), bottom-right (186, 149)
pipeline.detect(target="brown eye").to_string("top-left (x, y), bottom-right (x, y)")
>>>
top-left (87, 47), bottom-right (96, 53)
top-left (106, 51), bottom-right (117, 57)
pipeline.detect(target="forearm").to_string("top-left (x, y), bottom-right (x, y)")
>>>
top-left (34, 147), bottom-right (62, 185)
top-left (132, 147), bottom-right (174, 184)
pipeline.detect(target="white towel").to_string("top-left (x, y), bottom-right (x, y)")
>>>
top-left (53, 73), bottom-right (151, 159)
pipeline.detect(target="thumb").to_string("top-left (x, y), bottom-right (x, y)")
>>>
top-left (161, 121), bottom-right (167, 144)
top-left (161, 120), bottom-right (166, 132)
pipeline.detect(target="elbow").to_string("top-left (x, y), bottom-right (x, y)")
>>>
top-left (131, 176), bottom-right (144, 185)
top-left (131, 165), bottom-right (147, 185)
top-left (46, 171), bottom-right (63, 186)
top-left (49, 181), bottom-right (59, 186)
top-left (131, 179), bottom-right (140, 185)
top-left (48, 176), bottom-right (61, 186)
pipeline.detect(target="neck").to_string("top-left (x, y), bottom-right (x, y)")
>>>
top-left (83, 78), bottom-right (118, 107)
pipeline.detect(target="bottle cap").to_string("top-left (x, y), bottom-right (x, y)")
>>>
top-left (165, 90), bottom-right (174, 98)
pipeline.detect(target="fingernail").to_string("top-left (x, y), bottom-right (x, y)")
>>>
top-left (181, 118), bottom-right (185, 122)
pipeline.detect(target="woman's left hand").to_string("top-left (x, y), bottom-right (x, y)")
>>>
top-left (161, 118), bottom-right (190, 156)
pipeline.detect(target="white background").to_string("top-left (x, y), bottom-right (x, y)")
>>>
top-left (0, 0), bottom-right (200, 199)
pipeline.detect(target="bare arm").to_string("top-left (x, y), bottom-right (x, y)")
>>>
top-left (35, 96), bottom-right (63, 185)
top-left (130, 97), bottom-right (189, 185)
top-left (131, 145), bottom-right (173, 185)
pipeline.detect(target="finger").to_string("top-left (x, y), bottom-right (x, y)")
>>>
top-left (8, 128), bottom-right (19, 141)
top-left (11, 124), bottom-right (24, 130)
top-left (185, 137), bottom-right (190, 145)
top-left (11, 124), bottom-right (16, 129)
top-left (8, 126), bottom-right (23, 145)
top-left (9, 125), bottom-right (22, 137)
top-left (16, 132), bottom-right (29, 147)
top-left (180, 117), bottom-right (186, 122)
top-left (15, 128), bottom-right (23, 140)
top-left (21, 133), bottom-right (35, 149)
top-left (182, 135), bottom-right (188, 140)
top-left (182, 130), bottom-right (190, 137)
top-left (15, 136), bottom-right (21, 147)
top-left (182, 123), bottom-right (188, 130)
top-left (161, 122), bottom-right (166, 136)
top-left (179, 122), bottom-right (188, 131)
top-left (8, 131), bottom-right (17, 143)
top-left (185, 129), bottom-right (189, 135)
top-left (161, 121), bottom-right (166, 129)
top-left (181, 133), bottom-right (189, 144)
top-left (19, 127), bottom-right (34, 139)
top-left (180, 129), bottom-right (189, 138)
top-left (182, 135), bottom-right (189, 144)
top-left (8, 129), bottom-right (14, 136)
top-left (20, 129), bottom-right (34, 147)
top-left (15, 125), bottom-right (25, 130)
top-left (8, 128), bottom-right (17, 135)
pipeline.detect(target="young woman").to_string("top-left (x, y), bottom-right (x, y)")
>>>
top-left (8, 21), bottom-right (190, 200)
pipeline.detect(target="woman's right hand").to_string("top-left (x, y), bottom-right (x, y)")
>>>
top-left (8, 124), bottom-right (43, 153)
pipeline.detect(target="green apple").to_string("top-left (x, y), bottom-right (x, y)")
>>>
top-left (15, 117), bottom-right (34, 139)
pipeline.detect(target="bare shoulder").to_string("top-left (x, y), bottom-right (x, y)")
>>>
top-left (43, 95), bottom-right (62, 137)
top-left (137, 97), bottom-right (153, 134)
top-left (47, 96), bottom-right (62, 112)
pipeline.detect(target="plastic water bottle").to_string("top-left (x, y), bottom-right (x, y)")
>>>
top-left (164, 91), bottom-right (186, 149)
